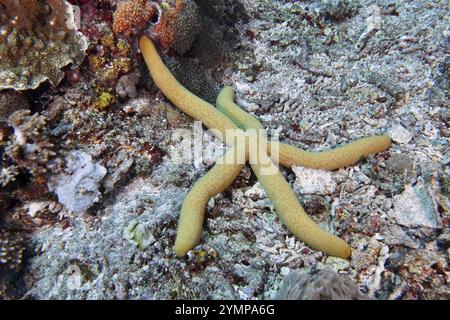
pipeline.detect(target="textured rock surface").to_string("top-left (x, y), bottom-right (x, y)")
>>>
top-left (0, 91), bottom-right (29, 125)
top-left (275, 268), bottom-right (370, 300)
top-left (48, 150), bottom-right (107, 213)
top-left (389, 125), bottom-right (414, 144)
top-left (292, 167), bottom-right (338, 195)
top-left (391, 182), bottom-right (442, 229)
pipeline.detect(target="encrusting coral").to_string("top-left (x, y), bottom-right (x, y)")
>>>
top-left (139, 35), bottom-right (391, 258)
top-left (0, 0), bottom-right (88, 90)
top-left (0, 91), bottom-right (29, 125)
top-left (0, 230), bottom-right (25, 271)
top-left (112, 0), bottom-right (155, 36)
top-left (153, 0), bottom-right (201, 55)
top-left (47, 150), bottom-right (107, 213)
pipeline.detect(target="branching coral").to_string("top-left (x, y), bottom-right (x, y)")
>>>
top-left (0, 165), bottom-right (19, 188)
top-left (139, 36), bottom-right (391, 259)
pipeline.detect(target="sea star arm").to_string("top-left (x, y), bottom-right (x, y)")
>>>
top-left (270, 138), bottom-right (391, 170)
top-left (216, 86), bottom-right (392, 170)
top-left (174, 146), bottom-right (246, 256)
top-left (250, 152), bottom-right (351, 258)
top-left (216, 90), bottom-right (351, 258)
top-left (139, 36), bottom-right (239, 140)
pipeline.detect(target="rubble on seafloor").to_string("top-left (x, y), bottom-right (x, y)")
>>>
top-left (0, 0), bottom-right (448, 299)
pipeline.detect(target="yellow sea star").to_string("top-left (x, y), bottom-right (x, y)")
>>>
top-left (139, 36), bottom-right (391, 259)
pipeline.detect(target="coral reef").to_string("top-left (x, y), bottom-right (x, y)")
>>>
top-left (0, 0), bottom-right (446, 301)
top-left (86, 29), bottom-right (133, 89)
top-left (0, 0), bottom-right (88, 90)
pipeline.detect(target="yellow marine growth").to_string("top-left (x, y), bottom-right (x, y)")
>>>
top-left (139, 35), bottom-right (391, 259)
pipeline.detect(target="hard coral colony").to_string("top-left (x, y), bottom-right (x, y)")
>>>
top-left (0, 0), bottom-right (88, 90)
top-left (139, 36), bottom-right (391, 259)
top-left (112, 0), bottom-right (155, 36)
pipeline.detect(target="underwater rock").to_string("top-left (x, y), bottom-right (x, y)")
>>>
top-left (274, 268), bottom-right (371, 300)
top-left (0, 0), bottom-right (89, 90)
top-left (389, 125), bottom-right (413, 144)
top-left (48, 150), bottom-right (106, 213)
top-left (292, 166), bottom-right (338, 195)
top-left (391, 182), bottom-right (442, 229)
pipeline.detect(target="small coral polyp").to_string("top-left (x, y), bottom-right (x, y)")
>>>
top-left (0, 230), bottom-right (25, 271)
top-left (0, 0), bottom-right (88, 90)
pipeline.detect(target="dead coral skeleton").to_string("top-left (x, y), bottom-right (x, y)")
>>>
top-left (3, 110), bottom-right (55, 182)
top-left (275, 268), bottom-right (372, 300)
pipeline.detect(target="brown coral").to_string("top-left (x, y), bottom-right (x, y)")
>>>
top-left (153, 0), bottom-right (201, 54)
top-left (3, 110), bottom-right (55, 179)
top-left (112, 0), bottom-right (155, 36)
top-left (0, 0), bottom-right (88, 90)
top-left (0, 230), bottom-right (25, 271)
